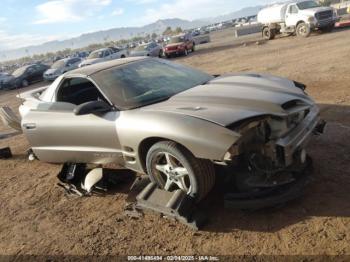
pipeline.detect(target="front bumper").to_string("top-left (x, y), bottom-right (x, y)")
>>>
top-left (224, 156), bottom-right (312, 210)
top-left (276, 105), bottom-right (322, 166)
top-left (164, 49), bottom-right (185, 56)
top-left (310, 18), bottom-right (337, 28)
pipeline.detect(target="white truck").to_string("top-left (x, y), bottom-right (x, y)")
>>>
top-left (258, 0), bottom-right (338, 40)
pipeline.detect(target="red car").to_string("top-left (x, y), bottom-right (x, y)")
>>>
top-left (164, 33), bottom-right (195, 58)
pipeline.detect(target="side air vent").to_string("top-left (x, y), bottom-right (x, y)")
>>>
top-left (246, 74), bottom-right (261, 78)
top-left (293, 81), bottom-right (306, 90)
top-left (282, 100), bottom-right (303, 110)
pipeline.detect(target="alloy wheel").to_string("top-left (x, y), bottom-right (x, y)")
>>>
top-left (152, 152), bottom-right (191, 193)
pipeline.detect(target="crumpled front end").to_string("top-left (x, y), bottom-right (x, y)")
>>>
top-left (223, 97), bottom-right (325, 189)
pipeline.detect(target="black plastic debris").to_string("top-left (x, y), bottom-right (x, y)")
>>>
top-left (224, 157), bottom-right (313, 210)
top-left (0, 147), bottom-right (12, 159)
top-left (57, 163), bottom-right (136, 197)
top-left (135, 182), bottom-right (207, 230)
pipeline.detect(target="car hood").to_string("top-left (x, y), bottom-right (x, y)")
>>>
top-left (81, 58), bottom-right (104, 65)
top-left (142, 73), bottom-right (314, 127)
top-left (301, 7), bottom-right (333, 16)
top-left (166, 42), bottom-right (184, 48)
top-left (44, 68), bottom-right (60, 75)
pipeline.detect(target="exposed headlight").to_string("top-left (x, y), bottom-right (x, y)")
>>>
top-left (286, 111), bottom-right (305, 128)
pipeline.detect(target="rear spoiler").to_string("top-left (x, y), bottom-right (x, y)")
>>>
top-left (16, 86), bottom-right (49, 101)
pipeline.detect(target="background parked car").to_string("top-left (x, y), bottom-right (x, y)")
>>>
top-left (129, 42), bottom-right (163, 58)
top-left (79, 47), bottom-right (128, 67)
top-left (44, 57), bottom-right (82, 81)
top-left (1, 63), bottom-right (49, 89)
top-left (0, 72), bottom-right (13, 90)
top-left (164, 33), bottom-right (195, 58)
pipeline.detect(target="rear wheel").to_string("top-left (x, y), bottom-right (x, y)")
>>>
top-left (22, 80), bottom-right (29, 87)
top-left (146, 141), bottom-right (215, 201)
top-left (296, 22), bottom-right (311, 37)
top-left (262, 27), bottom-right (275, 40)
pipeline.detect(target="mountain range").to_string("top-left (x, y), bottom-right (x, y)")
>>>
top-left (0, 5), bottom-right (263, 62)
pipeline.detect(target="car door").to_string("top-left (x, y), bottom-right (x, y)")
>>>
top-left (22, 76), bottom-right (124, 165)
top-left (25, 67), bottom-right (36, 83)
top-left (285, 4), bottom-right (300, 27)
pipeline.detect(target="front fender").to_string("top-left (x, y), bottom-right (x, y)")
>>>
top-left (117, 110), bottom-right (240, 171)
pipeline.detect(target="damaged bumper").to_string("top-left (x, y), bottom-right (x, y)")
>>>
top-left (276, 106), bottom-right (324, 166)
top-left (224, 156), bottom-right (313, 210)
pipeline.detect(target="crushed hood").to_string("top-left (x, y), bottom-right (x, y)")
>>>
top-left (143, 73), bottom-right (314, 127)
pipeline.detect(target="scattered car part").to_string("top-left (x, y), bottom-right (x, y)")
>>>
top-left (81, 168), bottom-right (104, 193)
top-left (27, 148), bottom-right (37, 161)
top-left (136, 182), bottom-right (207, 230)
top-left (0, 147), bottom-right (12, 159)
top-left (57, 164), bottom-right (136, 196)
top-left (0, 106), bottom-right (22, 132)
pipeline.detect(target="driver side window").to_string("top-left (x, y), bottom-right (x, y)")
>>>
top-left (289, 5), bottom-right (298, 14)
top-left (56, 77), bottom-right (107, 105)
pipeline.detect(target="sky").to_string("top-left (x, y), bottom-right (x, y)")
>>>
top-left (0, 0), bottom-right (275, 51)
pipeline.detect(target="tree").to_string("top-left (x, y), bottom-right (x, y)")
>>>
top-left (162, 26), bottom-right (173, 36)
top-left (175, 27), bottom-right (183, 34)
top-left (151, 32), bottom-right (158, 39)
top-left (319, 0), bottom-right (333, 6)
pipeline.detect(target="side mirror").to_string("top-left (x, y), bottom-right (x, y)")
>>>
top-left (74, 100), bottom-right (113, 116)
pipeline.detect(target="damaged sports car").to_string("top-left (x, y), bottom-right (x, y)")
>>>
top-left (18, 57), bottom-right (324, 201)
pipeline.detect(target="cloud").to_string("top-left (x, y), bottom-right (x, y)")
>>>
top-left (112, 8), bottom-right (124, 16)
top-left (127, 0), bottom-right (158, 5)
top-left (33, 0), bottom-right (112, 24)
top-left (0, 30), bottom-right (66, 51)
top-left (138, 0), bottom-right (269, 25)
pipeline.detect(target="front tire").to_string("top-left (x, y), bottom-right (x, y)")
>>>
top-left (146, 141), bottom-right (215, 201)
top-left (296, 22), bottom-right (311, 38)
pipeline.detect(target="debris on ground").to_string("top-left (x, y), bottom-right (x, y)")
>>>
top-left (0, 147), bottom-right (12, 159)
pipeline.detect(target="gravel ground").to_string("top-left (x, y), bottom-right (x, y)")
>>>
top-left (0, 27), bottom-right (349, 258)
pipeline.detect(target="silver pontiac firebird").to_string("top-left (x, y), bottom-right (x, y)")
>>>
top-left (18, 57), bottom-right (323, 201)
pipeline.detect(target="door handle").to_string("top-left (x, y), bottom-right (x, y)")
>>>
top-left (23, 123), bottom-right (36, 130)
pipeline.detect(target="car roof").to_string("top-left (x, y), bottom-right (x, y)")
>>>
top-left (66, 57), bottom-right (147, 77)
top-left (91, 48), bottom-right (110, 53)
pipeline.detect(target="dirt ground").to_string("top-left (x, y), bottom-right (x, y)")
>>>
top-left (0, 27), bottom-right (349, 258)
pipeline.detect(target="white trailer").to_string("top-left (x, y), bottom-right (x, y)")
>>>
top-left (257, 0), bottom-right (338, 40)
